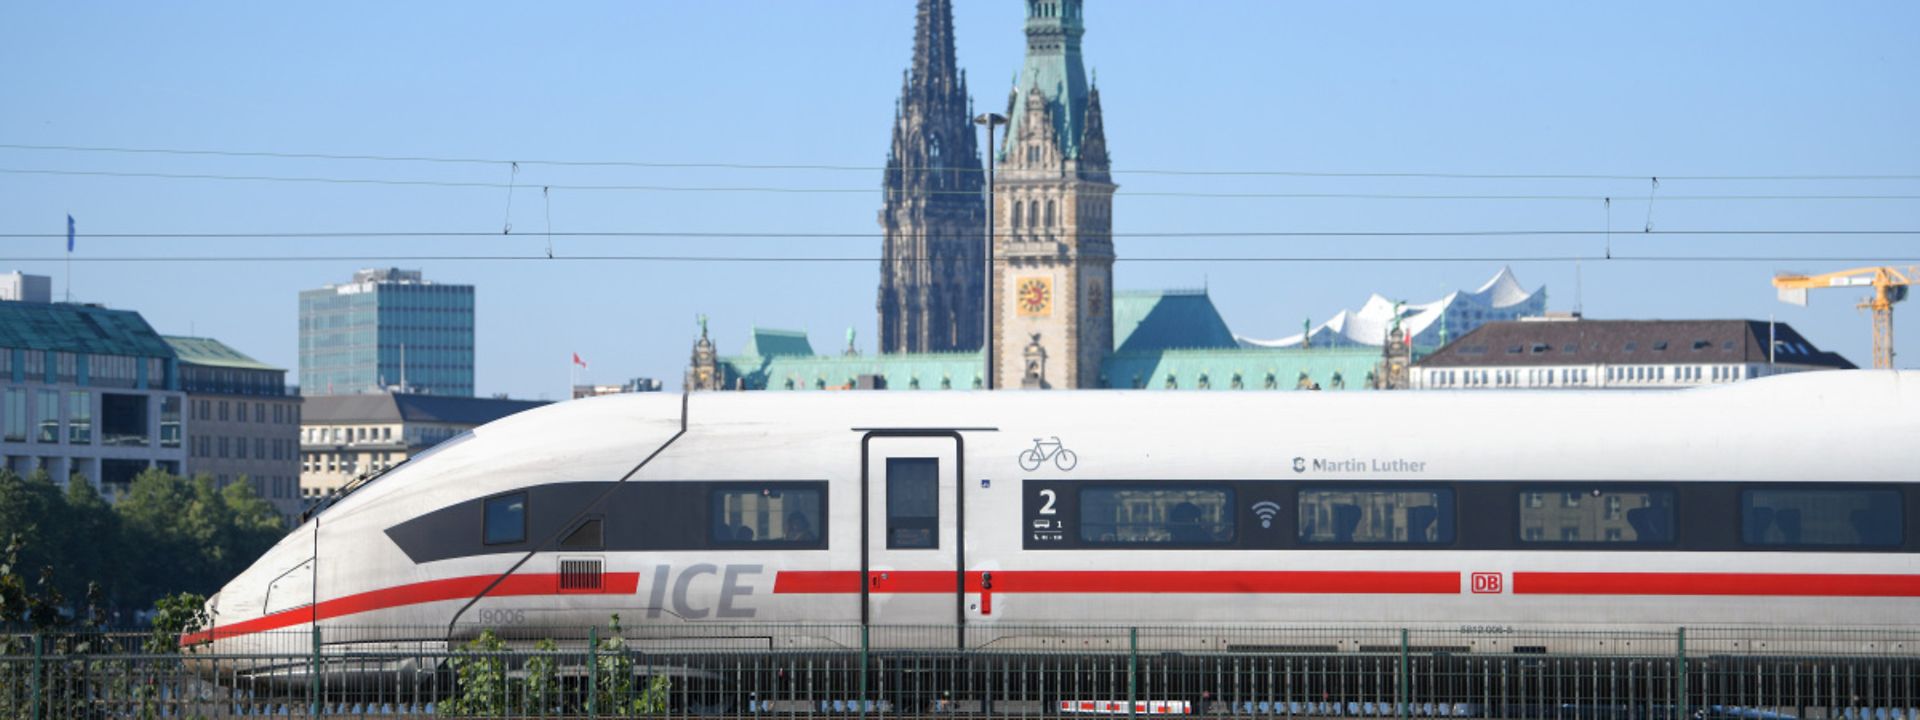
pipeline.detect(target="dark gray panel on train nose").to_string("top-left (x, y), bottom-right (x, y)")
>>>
top-left (382, 480), bottom-right (829, 564)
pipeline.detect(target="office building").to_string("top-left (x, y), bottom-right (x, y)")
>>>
top-left (299, 268), bottom-right (475, 397)
top-left (299, 392), bottom-right (546, 498)
top-left (0, 280), bottom-right (186, 497)
top-left (1411, 319), bottom-right (1855, 389)
top-left (167, 336), bottom-right (303, 517)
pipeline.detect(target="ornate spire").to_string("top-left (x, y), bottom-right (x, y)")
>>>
top-left (877, 0), bottom-right (987, 355)
top-left (1006, 0), bottom-right (1091, 159)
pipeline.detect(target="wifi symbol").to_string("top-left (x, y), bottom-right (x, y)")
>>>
top-left (1251, 501), bottom-right (1282, 529)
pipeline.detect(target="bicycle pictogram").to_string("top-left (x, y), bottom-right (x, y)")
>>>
top-left (1018, 436), bottom-right (1078, 472)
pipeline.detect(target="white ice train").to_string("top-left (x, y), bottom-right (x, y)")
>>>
top-left (189, 370), bottom-right (1920, 657)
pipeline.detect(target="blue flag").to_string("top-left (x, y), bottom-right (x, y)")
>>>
top-left (66, 215), bottom-right (75, 252)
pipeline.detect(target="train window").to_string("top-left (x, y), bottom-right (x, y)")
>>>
top-left (1078, 486), bottom-right (1234, 545)
top-left (560, 517), bottom-right (603, 549)
top-left (1742, 489), bottom-right (1902, 547)
top-left (482, 492), bottom-right (527, 545)
top-left (711, 486), bottom-right (824, 546)
top-left (1518, 489), bottom-right (1674, 544)
top-left (1297, 488), bottom-right (1453, 545)
top-left (887, 458), bottom-right (940, 549)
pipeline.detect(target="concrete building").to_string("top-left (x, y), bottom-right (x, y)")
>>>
top-left (0, 281), bottom-right (186, 498)
top-left (1, 272), bottom-right (53, 302)
top-left (299, 268), bottom-right (475, 397)
top-left (166, 336), bottom-right (303, 517)
top-left (1411, 318), bottom-right (1855, 390)
top-left (572, 378), bottom-right (663, 399)
top-left (299, 392), bottom-right (546, 499)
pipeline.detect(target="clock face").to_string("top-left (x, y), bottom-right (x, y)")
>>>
top-left (1017, 276), bottom-right (1052, 316)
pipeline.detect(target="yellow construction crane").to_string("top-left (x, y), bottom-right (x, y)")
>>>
top-left (1773, 266), bottom-right (1918, 369)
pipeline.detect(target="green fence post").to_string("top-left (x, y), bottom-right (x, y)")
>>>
top-left (311, 625), bottom-right (322, 717)
top-left (1676, 627), bottom-right (1689, 720)
top-left (1399, 628), bottom-right (1411, 720)
top-left (588, 626), bottom-right (600, 720)
top-left (30, 633), bottom-right (43, 720)
top-left (1128, 627), bottom-right (1139, 719)
top-left (859, 625), bottom-right (870, 720)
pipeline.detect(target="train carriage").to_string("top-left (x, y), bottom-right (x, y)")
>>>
top-left (191, 370), bottom-right (1920, 662)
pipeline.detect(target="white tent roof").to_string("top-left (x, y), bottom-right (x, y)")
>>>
top-left (1238, 267), bottom-right (1546, 349)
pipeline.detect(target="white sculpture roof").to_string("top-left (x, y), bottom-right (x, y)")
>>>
top-left (1238, 267), bottom-right (1546, 349)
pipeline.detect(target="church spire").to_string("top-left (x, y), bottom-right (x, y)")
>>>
top-left (877, 0), bottom-right (987, 355)
top-left (912, 0), bottom-right (959, 94)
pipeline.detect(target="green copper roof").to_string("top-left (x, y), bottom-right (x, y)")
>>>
top-left (1007, 0), bottom-right (1091, 159)
top-left (742, 327), bottom-right (816, 358)
top-left (1112, 290), bottom-right (1238, 353)
top-left (721, 350), bottom-right (987, 391)
top-left (0, 300), bottom-right (176, 358)
top-left (164, 335), bottom-right (282, 371)
top-left (1104, 347), bottom-right (1387, 391)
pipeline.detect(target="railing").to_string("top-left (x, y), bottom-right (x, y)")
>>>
top-left (2, 625), bottom-right (1918, 719)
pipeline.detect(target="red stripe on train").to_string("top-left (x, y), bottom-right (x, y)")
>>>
top-left (179, 572), bottom-right (640, 646)
top-left (772, 570), bottom-right (1461, 595)
top-left (1513, 572), bottom-right (1920, 597)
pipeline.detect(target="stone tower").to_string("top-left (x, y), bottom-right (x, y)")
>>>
top-left (878, 0), bottom-right (987, 354)
top-left (991, 0), bottom-right (1115, 389)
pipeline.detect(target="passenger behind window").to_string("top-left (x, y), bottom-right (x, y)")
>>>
top-left (1331, 504), bottom-right (1363, 544)
top-left (1168, 502), bottom-right (1208, 543)
top-left (1406, 506), bottom-right (1438, 543)
top-left (735, 526), bottom-right (756, 542)
top-left (786, 512), bottom-right (817, 543)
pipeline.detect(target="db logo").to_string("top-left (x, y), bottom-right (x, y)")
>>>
top-left (1470, 572), bottom-right (1504, 594)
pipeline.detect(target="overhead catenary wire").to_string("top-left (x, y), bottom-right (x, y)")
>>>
top-left (8, 254), bottom-right (1917, 264)
top-left (4, 167), bottom-right (1917, 202)
top-left (2, 229), bottom-right (1916, 240)
top-left (4, 142), bottom-right (1919, 182)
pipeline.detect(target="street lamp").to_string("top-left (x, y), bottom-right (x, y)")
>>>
top-left (974, 112), bottom-right (1008, 389)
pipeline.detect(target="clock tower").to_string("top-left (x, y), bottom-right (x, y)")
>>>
top-left (991, 0), bottom-right (1114, 389)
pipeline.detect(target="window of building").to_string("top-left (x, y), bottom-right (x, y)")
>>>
top-left (159, 397), bottom-right (181, 449)
top-left (99, 394), bottom-right (148, 447)
top-left (711, 485), bottom-right (824, 546)
top-left (67, 391), bottom-right (91, 445)
top-left (1080, 486), bottom-right (1234, 545)
top-left (1298, 488), bottom-right (1452, 545)
top-left (1520, 489), bottom-right (1673, 544)
top-left (886, 458), bottom-right (940, 549)
top-left (255, 402), bottom-right (265, 423)
top-left (1742, 489), bottom-right (1902, 547)
top-left (218, 401), bottom-right (229, 422)
top-left (483, 492), bottom-right (527, 545)
top-left (35, 390), bottom-right (59, 443)
top-left (2, 389), bottom-right (25, 442)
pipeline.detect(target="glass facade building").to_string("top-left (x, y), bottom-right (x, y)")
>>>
top-left (299, 268), bottom-right (475, 397)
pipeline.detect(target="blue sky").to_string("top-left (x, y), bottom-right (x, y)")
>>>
top-left (1, 2), bottom-right (1915, 398)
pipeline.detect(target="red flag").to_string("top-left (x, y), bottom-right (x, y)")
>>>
top-left (572, 352), bottom-right (588, 369)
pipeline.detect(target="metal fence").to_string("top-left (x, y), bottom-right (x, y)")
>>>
top-left (2, 625), bottom-right (1918, 719)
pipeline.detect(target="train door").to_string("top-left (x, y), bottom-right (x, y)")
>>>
top-left (862, 433), bottom-right (964, 638)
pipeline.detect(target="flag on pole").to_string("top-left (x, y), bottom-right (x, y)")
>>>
top-left (66, 215), bottom-right (75, 252)
top-left (572, 352), bottom-right (588, 369)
